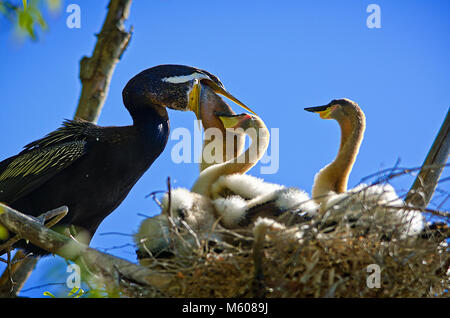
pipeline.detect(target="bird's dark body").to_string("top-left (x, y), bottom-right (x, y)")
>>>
top-left (0, 64), bottom-right (234, 256)
top-left (0, 107), bottom-right (169, 255)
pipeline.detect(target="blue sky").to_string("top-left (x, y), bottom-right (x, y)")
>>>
top-left (0, 0), bottom-right (449, 297)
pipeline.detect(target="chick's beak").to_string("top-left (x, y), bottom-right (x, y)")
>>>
top-left (304, 104), bottom-right (334, 119)
top-left (189, 78), bottom-right (257, 122)
top-left (218, 113), bottom-right (252, 129)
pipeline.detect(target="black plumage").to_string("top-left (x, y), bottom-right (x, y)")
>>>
top-left (0, 64), bottom-right (236, 256)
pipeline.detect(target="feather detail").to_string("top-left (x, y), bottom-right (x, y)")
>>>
top-left (21, 119), bottom-right (98, 151)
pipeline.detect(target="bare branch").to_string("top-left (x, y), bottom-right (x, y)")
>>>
top-left (0, 206), bottom-right (68, 254)
top-left (0, 203), bottom-right (171, 295)
top-left (0, 206), bottom-right (68, 297)
top-left (74, 0), bottom-right (133, 123)
top-left (405, 108), bottom-right (450, 207)
top-left (0, 251), bottom-right (37, 297)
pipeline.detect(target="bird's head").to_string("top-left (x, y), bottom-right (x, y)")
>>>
top-left (123, 64), bottom-right (256, 121)
top-left (216, 113), bottom-right (270, 164)
top-left (217, 112), bottom-right (265, 132)
top-left (304, 98), bottom-right (363, 121)
top-left (304, 98), bottom-right (366, 136)
top-left (134, 188), bottom-right (219, 259)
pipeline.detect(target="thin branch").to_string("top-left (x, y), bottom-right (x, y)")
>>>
top-left (0, 206), bottom-right (68, 297)
top-left (74, 0), bottom-right (133, 123)
top-left (405, 108), bottom-right (450, 208)
top-left (0, 251), bottom-right (36, 297)
top-left (0, 206), bottom-right (68, 254)
top-left (0, 203), bottom-right (171, 294)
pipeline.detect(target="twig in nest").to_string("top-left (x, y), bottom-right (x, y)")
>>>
top-left (145, 190), bottom-right (165, 208)
top-left (250, 219), bottom-right (271, 298)
top-left (166, 177), bottom-right (172, 218)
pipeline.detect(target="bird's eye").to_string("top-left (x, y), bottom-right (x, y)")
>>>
top-left (177, 208), bottom-right (187, 219)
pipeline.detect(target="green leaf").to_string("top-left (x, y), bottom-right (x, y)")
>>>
top-left (46, 0), bottom-right (61, 12)
top-left (1, 0), bottom-right (55, 40)
top-left (27, 6), bottom-right (47, 29)
top-left (68, 287), bottom-right (85, 298)
top-left (43, 291), bottom-right (56, 298)
top-left (17, 8), bottom-right (37, 39)
top-left (0, 224), bottom-right (9, 240)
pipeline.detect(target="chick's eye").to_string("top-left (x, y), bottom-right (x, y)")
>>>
top-left (177, 208), bottom-right (187, 219)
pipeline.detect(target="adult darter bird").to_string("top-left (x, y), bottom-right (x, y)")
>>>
top-left (0, 64), bottom-right (255, 256)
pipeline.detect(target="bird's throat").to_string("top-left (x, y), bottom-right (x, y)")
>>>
top-left (191, 122), bottom-right (269, 197)
top-left (312, 115), bottom-right (365, 203)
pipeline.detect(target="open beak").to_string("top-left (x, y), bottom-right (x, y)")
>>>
top-left (304, 104), bottom-right (334, 119)
top-left (189, 78), bottom-right (256, 121)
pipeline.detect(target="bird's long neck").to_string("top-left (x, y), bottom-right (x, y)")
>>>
top-left (312, 111), bottom-right (365, 203)
top-left (124, 97), bottom-right (170, 160)
top-left (198, 87), bottom-right (245, 172)
top-left (123, 82), bottom-right (170, 132)
top-left (191, 121), bottom-right (270, 197)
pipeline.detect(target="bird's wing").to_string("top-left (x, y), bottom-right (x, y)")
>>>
top-left (20, 119), bottom-right (95, 152)
top-left (0, 140), bottom-right (87, 203)
top-left (0, 120), bottom-right (95, 203)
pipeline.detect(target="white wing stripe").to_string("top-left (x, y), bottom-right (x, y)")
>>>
top-left (161, 72), bottom-right (208, 84)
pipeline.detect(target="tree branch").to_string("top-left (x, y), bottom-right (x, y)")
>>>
top-left (74, 0), bottom-right (133, 123)
top-left (0, 251), bottom-right (37, 297)
top-left (405, 108), bottom-right (450, 208)
top-left (0, 203), bottom-right (171, 295)
top-left (0, 206), bottom-right (68, 297)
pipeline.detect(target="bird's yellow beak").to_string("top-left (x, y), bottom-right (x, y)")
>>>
top-left (188, 78), bottom-right (256, 121)
top-left (304, 104), bottom-right (335, 119)
top-left (188, 79), bottom-right (202, 121)
top-left (218, 113), bottom-right (252, 129)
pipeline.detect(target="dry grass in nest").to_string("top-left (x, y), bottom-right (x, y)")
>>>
top-left (135, 211), bottom-right (449, 298)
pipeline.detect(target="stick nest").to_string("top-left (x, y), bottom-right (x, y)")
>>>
top-left (133, 208), bottom-right (449, 298)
